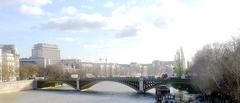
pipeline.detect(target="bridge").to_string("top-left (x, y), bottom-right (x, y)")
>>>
top-left (34, 77), bottom-right (200, 93)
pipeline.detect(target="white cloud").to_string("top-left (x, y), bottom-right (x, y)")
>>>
top-left (62, 6), bottom-right (78, 15)
top-left (104, 2), bottom-right (114, 8)
top-left (56, 37), bottom-right (77, 42)
top-left (94, 0), bottom-right (240, 63)
top-left (81, 5), bottom-right (94, 10)
top-left (41, 13), bottom-right (106, 31)
top-left (0, 0), bottom-right (52, 6)
top-left (83, 44), bottom-right (100, 49)
top-left (19, 0), bottom-right (52, 6)
top-left (20, 5), bottom-right (44, 15)
top-left (37, 0), bottom-right (240, 63)
top-left (115, 25), bottom-right (139, 38)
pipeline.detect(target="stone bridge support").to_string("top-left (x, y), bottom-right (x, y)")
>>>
top-left (76, 78), bottom-right (80, 90)
top-left (138, 77), bottom-right (144, 93)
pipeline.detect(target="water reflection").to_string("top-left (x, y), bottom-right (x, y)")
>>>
top-left (0, 81), bottom-right (156, 103)
top-left (0, 81), bottom-right (203, 103)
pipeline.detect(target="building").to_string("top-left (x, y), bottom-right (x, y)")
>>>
top-left (20, 43), bottom-right (60, 68)
top-left (152, 60), bottom-right (175, 77)
top-left (20, 57), bottom-right (52, 68)
top-left (31, 43), bottom-right (60, 64)
top-left (0, 44), bottom-right (20, 82)
top-left (20, 58), bottom-right (37, 65)
top-left (141, 64), bottom-right (151, 76)
top-left (61, 59), bottom-right (81, 70)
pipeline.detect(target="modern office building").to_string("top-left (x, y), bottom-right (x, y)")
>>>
top-left (20, 43), bottom-right (60, 68)
top-left (31, 43), bottom-right (61, 64)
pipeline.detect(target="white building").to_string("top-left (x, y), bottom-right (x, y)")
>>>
top-left (152, 60), bottom-right (175, 77)
top-left (31, 43), bottom-right (60, 65)
top-left (20, 43), bottom-right (61, 68)
top-left (0, 44), bottom-right (20, 82)
top-left (61, 59), bottom-right (81, 70)
top-left (20, 57), bottom-right (51, 68)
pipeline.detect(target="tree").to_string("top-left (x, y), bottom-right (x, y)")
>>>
top-left (189, 37), bottom-right (240, 102)
top-left (44, 65), bottom-right (70, 79)
top-left (20, 64), bottom-right (40, 80)
top-left (174, 47), bottom-right (186, 76)
top-left (2, 63), bottom-right (10, 81)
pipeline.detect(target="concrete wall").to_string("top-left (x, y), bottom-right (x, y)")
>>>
top-left (0, 80), bottom-right (34, 93)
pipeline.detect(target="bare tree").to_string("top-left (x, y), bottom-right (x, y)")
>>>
top-left (19, 64), bottom-right (40, 80)
top-left (189, 37), bottom-right (240, 102)
top-left (44, 65), bottom-right (70, 79)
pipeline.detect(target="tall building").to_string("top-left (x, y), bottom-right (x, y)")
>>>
top-left (0, 44), bottom-right (20, 82)
top-left (20, 43), bottom-right (61, 68)
top-left (31, 43), bottom-right (60, 64)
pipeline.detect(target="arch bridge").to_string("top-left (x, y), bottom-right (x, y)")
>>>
top-left (34, 77), bottom-right (198, 93)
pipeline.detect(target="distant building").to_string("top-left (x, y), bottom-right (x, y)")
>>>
top-left (152, 60), bottom-right (175, 77)
top-left (20, 43), bottom-right (60, 68)
top-left (141, 64), bottom-right (151, 76)
top-left (0, 44), bottom-right (20, 82)
top-left (61, 59), bottom-right (81, 70)
top-left (20, 57), bottom-right (51, 68)
top-left (31, 43), bottom-right (61, 64)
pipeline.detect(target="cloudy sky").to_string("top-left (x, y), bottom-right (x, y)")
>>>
top-left (0, 0), bottom-right (240, 63)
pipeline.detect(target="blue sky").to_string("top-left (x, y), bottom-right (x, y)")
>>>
top-left (0, 0), bottom-right (240, 63)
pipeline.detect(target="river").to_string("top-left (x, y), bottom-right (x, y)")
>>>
top-left (0, 81), bottom-right (195, 103)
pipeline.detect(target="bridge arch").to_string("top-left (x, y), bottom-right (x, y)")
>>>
top-left (36, 79), bottom-right (140, 92)
top-left (78, 80), bottom-right (140, 92)
top-left (36, 80), bottom-right (77, 89)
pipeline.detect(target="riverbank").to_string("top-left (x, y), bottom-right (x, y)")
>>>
top-left (0, 80), bottom-right (34, 93)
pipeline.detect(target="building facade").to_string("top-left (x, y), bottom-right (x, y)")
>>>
top-left (20, 57), bottom-right (51, 68)
top-left (61, 59), bottom-right (81, 70)
top-left (152, 60), bottom-right (175, 77)
top-left (0, 44), bottom-right (20, 82)
top-left (31, 43), bottom-right (60, 64)
top-left (20, 43), bottom-right (60, 68)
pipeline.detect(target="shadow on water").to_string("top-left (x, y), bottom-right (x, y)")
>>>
top-left (37, 88), bottom-right (155, 99)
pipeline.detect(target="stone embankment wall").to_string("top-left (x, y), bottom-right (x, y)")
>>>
top-left (0, 80), bottom-right (34, 93)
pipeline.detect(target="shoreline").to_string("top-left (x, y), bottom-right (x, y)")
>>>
top-left (0, 80), bottom-right (34, 94)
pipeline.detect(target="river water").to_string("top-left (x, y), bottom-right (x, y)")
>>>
top-left (0, 81), bottom-right (195, 103)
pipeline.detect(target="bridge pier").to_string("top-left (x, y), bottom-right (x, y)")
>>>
top-left (76, 78), bottom-right (80, 90)
top-left (33, 80), bottom-right (38, 90)
top-left (138, 77), bottom-right (145, 93)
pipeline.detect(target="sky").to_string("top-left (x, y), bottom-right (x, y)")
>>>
top-left (0, 0), bottom-right (240, 64)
